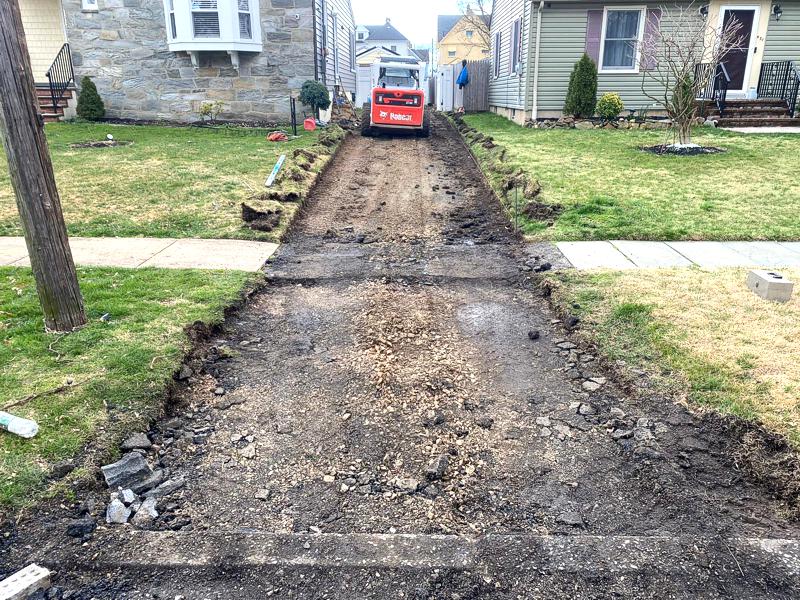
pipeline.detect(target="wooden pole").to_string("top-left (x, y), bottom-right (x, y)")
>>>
top-left (0, 0), bottom-right (86, 331)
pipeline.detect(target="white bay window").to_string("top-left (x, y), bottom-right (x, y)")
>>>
top-left (164, 0), bottom-right (262, 68)
top-left (599, 7), bottom-right (644, 73)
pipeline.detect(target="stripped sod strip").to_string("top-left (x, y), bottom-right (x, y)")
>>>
top-left (462, 112), bottom-right (800, 242)
top-left (0, 123), bottom-right (344, 242)
top-left (547, 268), bottom-right (800, 446)
top-left (0, 267), bottom-right (254, 509)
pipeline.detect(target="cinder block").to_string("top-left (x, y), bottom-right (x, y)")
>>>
top-left (0, 564), bottom-right (51, 600)
top-left (747, 270), bottom-right (794, 303)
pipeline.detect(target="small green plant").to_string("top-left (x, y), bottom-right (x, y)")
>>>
top-left (199, 101), bottom-right (225, 122)
top-left (564, 54), bottom-right (598, 118)
top-left (299, 80), bottom-right (331, 119)
top-left (76, 76), bottom-right (105, 121)
top-left (597, 93), bottom-right (624, 122)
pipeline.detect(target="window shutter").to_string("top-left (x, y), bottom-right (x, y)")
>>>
top-left (585, 10), bottom-right (603, 64)
top-left (642, 9), bottom-right (661, 70)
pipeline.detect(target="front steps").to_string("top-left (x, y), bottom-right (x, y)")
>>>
top-left (704, 98), bottom-right (800, 127)
top-left (35, 85), bottom-right (76, 122)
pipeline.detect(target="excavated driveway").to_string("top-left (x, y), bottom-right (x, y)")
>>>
top-left (7, 115), bottom-right (800, 598)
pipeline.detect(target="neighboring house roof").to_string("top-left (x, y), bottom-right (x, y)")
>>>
top-left (357, 45), bottom-right (400, 58)
top-left (413, 48), bottom-right (430, 62)
top-left (360, 21), bottom-right (409, 42)
top-left (437, 14), bottom-right (491, 41)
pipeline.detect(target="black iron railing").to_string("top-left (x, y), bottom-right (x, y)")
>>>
top-left (757, 60), bottom-right (800, 117)
top-left (45, 43), bottom-right (75, 115)
top-left (696, 62), bottom-right (730, 116)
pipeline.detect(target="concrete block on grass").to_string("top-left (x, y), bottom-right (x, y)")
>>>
top-left (747, 270), bottom-right (794, 303)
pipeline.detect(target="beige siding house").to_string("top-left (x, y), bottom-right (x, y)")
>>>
top-left (489, 0), bottom-right (800, 124)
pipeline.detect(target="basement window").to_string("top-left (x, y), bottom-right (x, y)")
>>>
top-left (163, 0), bottom-right (262, 68)
top-left (81, 0), bottom-right (98, 12)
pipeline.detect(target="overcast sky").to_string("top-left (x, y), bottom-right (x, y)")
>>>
top-left (351, 0), bottom-right (469, 49)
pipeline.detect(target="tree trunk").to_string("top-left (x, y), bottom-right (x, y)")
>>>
top-left (0, 0), bottom-right (86, 331)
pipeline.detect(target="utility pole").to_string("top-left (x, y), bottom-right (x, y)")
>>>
top-left (0, 0), bottom-right (86, 331)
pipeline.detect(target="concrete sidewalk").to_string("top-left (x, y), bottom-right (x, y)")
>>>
top-left (0, 237), bottom-right (278, 272)
top-left (556, 240), bottom-right (800, 270)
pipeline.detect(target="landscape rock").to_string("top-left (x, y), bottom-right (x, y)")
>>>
top-left (105, 499), bottom-right (131, 524)
top-left (101, 452), bottom-right (152, 489)
top-left (610, 407), bottom-right (626, 419)
top-left (577, 403), bottom-right (597, 416)
top-left (121, 432), bottom-right (152, 451)
top-left (254, 488), bottom-right (271, 501)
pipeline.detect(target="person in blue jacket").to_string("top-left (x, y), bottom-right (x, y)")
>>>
top-left (457, 59), bottom-right (469, 90)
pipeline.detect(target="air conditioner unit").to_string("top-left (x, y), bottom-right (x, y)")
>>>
top-left (163, 0), bottom-right (262, 69)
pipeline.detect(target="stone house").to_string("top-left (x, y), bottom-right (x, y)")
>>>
top-left (19, 0), bottom-right (357, 122)
top-left (489, 0), bottom-right (800, 126)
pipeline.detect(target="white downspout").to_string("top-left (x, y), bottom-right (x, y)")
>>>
top-left (532, 0), bottom-right (544, 122)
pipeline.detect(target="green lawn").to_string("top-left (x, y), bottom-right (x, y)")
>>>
top-left (0, 266), bottom-right (254, 509)
top-left (0, 122), bottom-right (340, 241)
top-left (464, 112), bottom-right (800, 241)
top-left (548, 268), bottom-right (800, 447)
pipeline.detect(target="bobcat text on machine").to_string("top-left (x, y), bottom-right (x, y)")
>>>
top-left (361, 56), bottom-right (430, 137)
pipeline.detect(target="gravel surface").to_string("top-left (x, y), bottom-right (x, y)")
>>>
top-left (3, 115), bottom-right (799, 599)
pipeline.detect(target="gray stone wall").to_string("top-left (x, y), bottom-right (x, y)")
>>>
top-left (63, 0), bottom-right (317, 122)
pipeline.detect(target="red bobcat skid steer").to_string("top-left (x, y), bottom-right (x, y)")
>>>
top-left (361, 57), bottom-right (430, 138)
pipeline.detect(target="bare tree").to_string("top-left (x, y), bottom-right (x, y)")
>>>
top-left (640, 3), bottom-right (744, 145)
top-left (457, 1), bottom-right (492, 52)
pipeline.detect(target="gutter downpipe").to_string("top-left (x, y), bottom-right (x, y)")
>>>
top-left (532, 0), bottom-right (544, 122)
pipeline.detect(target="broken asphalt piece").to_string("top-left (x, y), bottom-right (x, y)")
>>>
top-left (556, 511), bottom-right (584, 527)
top-left (101, 452), bottom-right (152, 489)
top-left (65, 516), bottom-right (96, 538)
top-left (175, 364), bottom-right (193, 380)
top-left (144, 476), bottom-right (185, 499)
top-left (131, 469), bottom-right (166, 495)
top-left (395, 478), bottom-right (420, 493)
top-left (131, 497), bottom-right (159, 529)
top-left (425, 454), bottom-right (449, 481)
top-left (476, 416), bottom-right (494, 430)
top-left (105, 499), bottom-right (131, 524)
top-left (120, 432), bottom-right (151, 451)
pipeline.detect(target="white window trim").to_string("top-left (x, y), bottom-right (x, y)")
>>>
top-left (510, 18), bottom-right (522, 75)
top-left (493, 31), bottom-right (501, 78)
top-left (598, 6), bottom-right (646, 75)
top-left (81, 0), bottom-right (99, 12)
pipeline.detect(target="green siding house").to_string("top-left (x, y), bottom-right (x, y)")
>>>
top-left (489, 0), bottom-right (800, 123)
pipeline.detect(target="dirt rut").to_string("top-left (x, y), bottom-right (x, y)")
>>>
top-left (6, 116), bottom-right (800, 598)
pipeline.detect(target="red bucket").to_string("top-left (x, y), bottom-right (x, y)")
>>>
top-left (303, 118), bottom-right (317, 131)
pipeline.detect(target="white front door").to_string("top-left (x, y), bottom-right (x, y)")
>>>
top-left (718, 5), bottom-right (761, 97)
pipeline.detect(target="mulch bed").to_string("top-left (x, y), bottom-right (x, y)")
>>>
top-left (640, 144), bottom-right (726, 156)
top-left (69, 140), bottom-right (133, 148)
